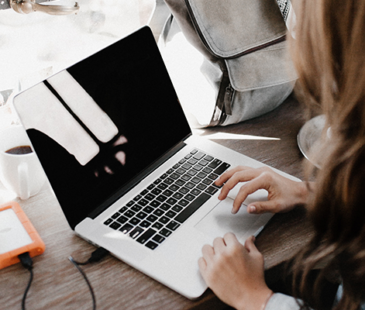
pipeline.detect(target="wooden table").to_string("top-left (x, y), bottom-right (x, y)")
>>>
top-left (0, 94), bottom-right (315, 309)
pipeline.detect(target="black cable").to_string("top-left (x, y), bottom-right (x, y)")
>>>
top-left (18, 252), bottom-right (34, 310)
top-left (68, 247), bottom-right (109, 310)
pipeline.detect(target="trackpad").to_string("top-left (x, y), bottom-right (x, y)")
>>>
top-left (194, 197), bottom-right (273, 243)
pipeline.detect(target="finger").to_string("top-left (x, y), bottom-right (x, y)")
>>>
top-left (231, 175), bottom-right (272, 214)
top-left (222, 232), bottom-right (239, 247)
top-left (213, 237), bottom-right (226, 252)
top-left (201, 244), bottom-right (215, 263)
top-left (218, 169), bottom-right (262, 201)
top-left (247, 200), bottom-right (279, 214)
top-left (244, 236), bottom-right (260, 254)
top-left (198, 257), bottom-right (207, 273)
top-left (214, 166), bottom-right (244, 186)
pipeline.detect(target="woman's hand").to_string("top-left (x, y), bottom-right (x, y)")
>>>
top-left (198, 233), bottom-right (272, 310)
top-left (215, 166), bottom-right (309, 215)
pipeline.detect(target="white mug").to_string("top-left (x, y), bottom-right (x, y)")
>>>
top-left (0, 125), bottom-right (46, 200)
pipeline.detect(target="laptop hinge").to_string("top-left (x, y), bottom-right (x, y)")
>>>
top-left (87, 141), bottom-right (188, 220)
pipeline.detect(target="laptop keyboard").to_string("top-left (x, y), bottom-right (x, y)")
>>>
top-left (103, 149), bottom-right (230, 250)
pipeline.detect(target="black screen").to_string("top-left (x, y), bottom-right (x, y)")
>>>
top-left (14, 27), bottom-right (191, 229)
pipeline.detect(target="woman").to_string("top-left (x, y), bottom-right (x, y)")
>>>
top-left (198, 0), bottom-right (365, 309)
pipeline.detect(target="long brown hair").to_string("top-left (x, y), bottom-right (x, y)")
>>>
top-left (289, 0), bottom-right (365, 309)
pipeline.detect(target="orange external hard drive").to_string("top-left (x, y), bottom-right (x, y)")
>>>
top-left (0, 201), bottom-right (45, 269)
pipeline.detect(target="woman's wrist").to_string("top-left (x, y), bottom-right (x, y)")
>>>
top-left (235, 287), bottom-right (273, 310)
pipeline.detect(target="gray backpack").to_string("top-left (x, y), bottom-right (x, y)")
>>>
top-left (160, 0), bottom-right (297, 127)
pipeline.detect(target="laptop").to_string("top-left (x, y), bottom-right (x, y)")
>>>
top-left (13, 26), bottom-right (299, 299)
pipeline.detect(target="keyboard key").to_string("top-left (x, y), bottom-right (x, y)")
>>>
top-left (120, 223), bottom-right (134, 234)
top-left (191, 177), bottom-right (201, 184)
top-left (184, 153), bottom-right (192, 159)
top-left (153, 209), bottom-right (165, 217)
top-left (151, 188), bottom-right (162, 195)
top-left (130, 227), bottom-right (144, 239)
top-left (104, 218), bottom-right (112, 225)
top-left (175, 193), bottom-right (210, 224)
top-left (178, 187), bottom-right (189, 194)
top-left (146, 214), bottom-right (158, 222)
top-left (204, 155), bottom-right (214, 162)
top-left (136, 211), bottom-right (148, 220)
top-left (202, 178), bottom-right (212, 185)
top-left (197, 172), bottom-right (207, 179)
top-left (153, 178), bottom-right (162, 185)
top-left (152, 222), bottom-right (163, 230)
top-left (134, 195), bottom-right (142, 201)
top-left (157, 183), bottom-right (168, 190)
top-left (198, 159), bottom-right (209, 166)
top-left (147, 184), bottom-right (155, 190)
top-left (208, 173), bottom-right (219, 180)
top-left (159, 216), bottom-right (170, 224)
top-left (214, 163), bottom-right (231, 175)
top-left (129, 218), bottom-right (141, 226)
top-left (182, 163), bottom-right (192, 170)
top-left (172, 206), bottom-right (183, 213)
top-left (169, 185), bottom-right (179, 192)
top-left (170, 173), bottom-right (180, 180)
top-left (203, 167), bottom-right (213, 174)
top-left (109, 222), bottom-right (122, 229)
top-left (140, 220), bottom-right (151, 228)
top-left (190, 149), bottom-right (198, 155)
top-left (172, 193), bottom-right (183, 200)
top-left (152, 235), bottom-right (165, 243)
top-left (187, 170), bottom-right (197, 176)
top-left (181, 175), bottom-right (191, 182)
top-left (156, 195), bottom-right (167, 203)
top-left (193, 164), bottom-right (203, 171)
top-left (116, 215), bottom-right (128, 224)
top-left (178, 158), bottom-right (186, 164)
top-left (131, 205), bottom-right (142, 212)
top-left (145, 241), bottom-right (159, 250)
top-left (193, 152), bottom-right (205, 160)
top-left (165, 210), bottom-right (177, 218)
top-left (185, 182), bottom-right (195, 189)
top-left (176, 168), bottom-right (185, 175)
top-left (126, 201), bottom-right (135, 207)
top-left (159, 203), bottom-right (171, 211)
top-left (184, 194), bottom-right (195, 201)
top-left (137, 199), bottom-right (148, 206)
top-left (197, 184), bottom-right (207, 190)
top-left (160, 173), bottom-right (168, 179)
top-left (124, 210), bottom-right (135, 218)
top-left (163, 178), bottom-right (174, 185)
top-left (111, 212), bottom-right (120, 219)
top-left (145, 193), bottom-right (155, 201)
top-left (166, 198), bottom-right (177, 205)
top-left (143, 206), bottom-right (154, 214)
top-left (119, 206), bottom-right (128, 213)
top-left (175, 180), bottom-right (185, 186)
top-left (137, 228), bottom-right (157, 244)
top-left (160, 228), bottom-right (172, 237)
top-left (150, 200), bottom-right (161, 208)
top-left (187, 158), bottom-right (198, 165)
top-left (166, 221), bottom-right (180, 231)
top-left (178, 199), bottom-right (189, 207)
top-left (208, 159), bottom-right (222, 169)
top-left (141, 189), bottom-right (149, 196)
top-left (163, 189), bottom-right (173, 197)
top-left (172, 164), bottom-right (180, 169)
top-left (191, 188), bottom-right (201, 196)
top-left (206, 186), bottom-right (218, 195)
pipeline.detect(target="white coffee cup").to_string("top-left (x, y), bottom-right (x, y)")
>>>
top-left (0, 125), bottom-right (46, 200)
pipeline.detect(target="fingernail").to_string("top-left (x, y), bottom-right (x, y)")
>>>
top-left (249, 205), bottom-right (256, 213)
top-left (231, 208), bottom-right (237, 214)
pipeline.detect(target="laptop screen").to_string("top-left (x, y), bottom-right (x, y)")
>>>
top-left (13, 27), bottom-right (192, 229)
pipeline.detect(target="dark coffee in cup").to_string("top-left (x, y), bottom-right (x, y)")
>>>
top-left (5, 145), bottom-right (33, 155)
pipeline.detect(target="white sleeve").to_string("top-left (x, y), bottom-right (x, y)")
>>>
top-left (265, 293), bottom-right (301, 310)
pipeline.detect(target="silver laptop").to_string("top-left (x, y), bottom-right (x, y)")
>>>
top-left (13, 26), bottom-right (298, 299)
